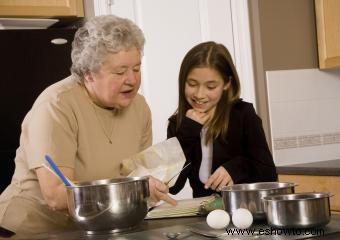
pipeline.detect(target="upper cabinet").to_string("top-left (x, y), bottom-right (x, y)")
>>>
top-left (0, 0), bottom-right (84, 17)
top-left (315, 0), bottom-right (340, 69)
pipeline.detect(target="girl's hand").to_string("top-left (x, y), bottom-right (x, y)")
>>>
top-left (186, 109), bottom-right (212, 125)
top-left (204, 166), bottom-right (233, 191)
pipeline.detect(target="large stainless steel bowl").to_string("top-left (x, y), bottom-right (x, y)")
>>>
top-left (66, 176), bottom-right (149, 234)
top-left (221, 182), bottom-right (295, 220)
top-left (263, 192), bottom-right (331, 228)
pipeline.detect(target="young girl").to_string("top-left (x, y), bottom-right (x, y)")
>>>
top-left (168, 41), bottom-right (277, 198)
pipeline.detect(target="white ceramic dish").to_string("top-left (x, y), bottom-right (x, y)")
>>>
top-left (0, 18), bottom-right (58, 29)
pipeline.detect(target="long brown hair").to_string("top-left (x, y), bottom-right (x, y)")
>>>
top-left (176, 41), bottom-right (241, 143)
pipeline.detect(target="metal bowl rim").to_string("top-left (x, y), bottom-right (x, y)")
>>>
top-left (262, 192), bottom-right (331, 201)
top-left (221, 182), bottom-right (296, 192)
top-left (66, 176), bottom-right (149, 188)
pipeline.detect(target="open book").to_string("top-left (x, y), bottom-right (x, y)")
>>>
top-left (146, 194), bottom-right (223, 219)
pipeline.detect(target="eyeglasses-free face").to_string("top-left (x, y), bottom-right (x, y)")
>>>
top-left (185, 67), bottom-right (229, 113)
top-left (84, 47), bottom-right (142, 109)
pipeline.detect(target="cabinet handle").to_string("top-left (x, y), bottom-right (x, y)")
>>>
top-left (51, 38), bottom-right (68, 45)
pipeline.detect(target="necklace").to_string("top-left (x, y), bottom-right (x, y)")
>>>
top-left (92, 105), bottom-right (114, 144)
top-left (82, 85), bottom-right (115, 144)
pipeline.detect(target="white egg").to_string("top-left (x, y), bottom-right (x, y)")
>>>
top-left (232, 208), bottom-right (253, 229)
top-left (206, 209), bottom-right (230, 229)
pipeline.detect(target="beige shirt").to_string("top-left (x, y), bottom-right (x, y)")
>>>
top-left (0, 76), bottom-right (152, 235)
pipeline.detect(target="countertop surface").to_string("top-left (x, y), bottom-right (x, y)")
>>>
top-left (277, 159), bottom-right (340, 176)
top-left (17, 214), bottom-right (340, 240)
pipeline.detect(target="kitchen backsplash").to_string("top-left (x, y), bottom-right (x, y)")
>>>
top-left (274, 132), bottom-right (340, 149)
top-left (266, 68), bottom-right (340, 166)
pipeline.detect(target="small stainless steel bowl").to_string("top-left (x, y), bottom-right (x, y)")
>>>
top-left (66, 176), bottom-right (149, 234)
top-left (221, 182), bottom-right (296, 220)
top-left (263, 192), bottom-right (331, 228)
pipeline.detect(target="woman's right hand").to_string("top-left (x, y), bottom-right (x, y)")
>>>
top-left (148, 176), bottom-right (177, 207)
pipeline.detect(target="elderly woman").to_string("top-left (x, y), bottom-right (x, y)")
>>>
top-left (0, 15), bottom-right (175, 237)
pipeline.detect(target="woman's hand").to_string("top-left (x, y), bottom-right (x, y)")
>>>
top-left (148, 176), bottom-right (177, 207)
top-left (36, 166), bottom-right (74, 210)
top-left (204, 166), bottom-right (233, 191)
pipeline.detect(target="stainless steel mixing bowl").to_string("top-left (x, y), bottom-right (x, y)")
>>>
top-left (221, 182), bottom-right (296, 220)
top-left (66, 176), bottom-right (149, 234)
top-left (263, 192), bottom-right (331, 228)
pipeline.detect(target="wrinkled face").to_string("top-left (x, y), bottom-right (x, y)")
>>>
top-left (185, 67), bottom-right (229, 113)
top-left (84, 47), bottom-right (141, 109)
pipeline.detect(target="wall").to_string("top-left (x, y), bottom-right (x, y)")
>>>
top-left (250, 0), bottom-right (340, 166)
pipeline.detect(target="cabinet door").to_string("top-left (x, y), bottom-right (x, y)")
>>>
top-left (315, 0), bottom-right (340, 69)
top-left (0, 0), bottom-right (84, 17)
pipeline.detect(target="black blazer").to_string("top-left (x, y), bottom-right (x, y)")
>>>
top-left (167, 100), bottom-right (277, 197)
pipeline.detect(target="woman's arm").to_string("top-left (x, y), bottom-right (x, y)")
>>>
top-left (36, 166), bottom-right (74, 210)
top-left (25, 99), bottom-right (78, 210)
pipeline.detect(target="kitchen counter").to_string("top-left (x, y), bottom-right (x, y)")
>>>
top-left (277, 159), bottom-right (340, 176)
top-left (16, 214), bottom-right (340, 240)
